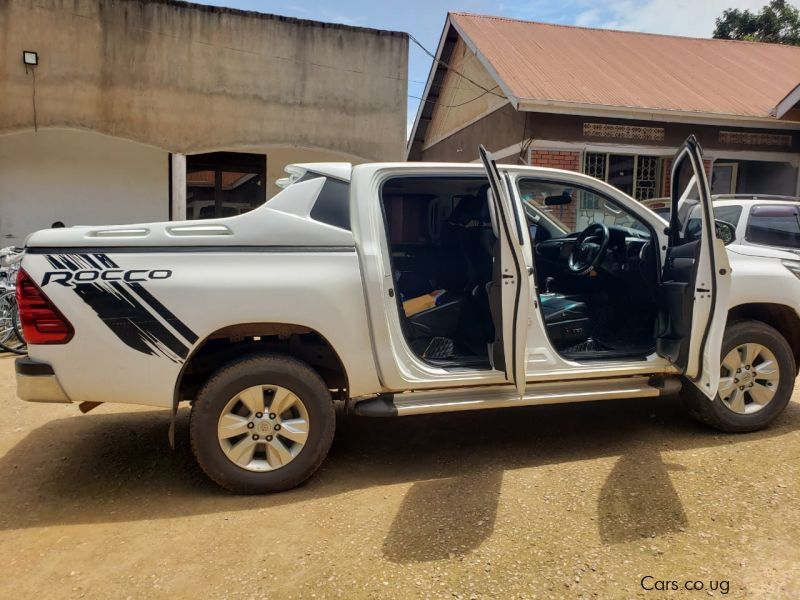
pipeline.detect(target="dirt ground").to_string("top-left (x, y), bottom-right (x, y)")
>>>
top-left (1, 355), bottom-right (799, 599)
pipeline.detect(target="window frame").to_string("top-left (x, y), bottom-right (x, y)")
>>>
top-left (583, 151), bottom-right (663, 202)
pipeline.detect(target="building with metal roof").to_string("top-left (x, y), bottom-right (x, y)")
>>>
top-left (408, 12), bottom-right (800, 218)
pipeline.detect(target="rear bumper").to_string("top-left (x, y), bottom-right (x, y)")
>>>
top-left (15, 357), bottom-right (71, 404)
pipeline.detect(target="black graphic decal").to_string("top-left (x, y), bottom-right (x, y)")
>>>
top-left (80, 253), bottom-right (103, 269)
top-left (126, 282), bottom-right (199, 344)
top-left (45, 255), bottom-right (67, 270)
top-left (93, 254), bottom-right (119, 269)
top-left (46, 253), bottom-right (197, 362)
top-left (60, 255), bottom-right (80, 272)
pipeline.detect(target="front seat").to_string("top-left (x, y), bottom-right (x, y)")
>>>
top-left (539, 293), bottom-right (592, 349)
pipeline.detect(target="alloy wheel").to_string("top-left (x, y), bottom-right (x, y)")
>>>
top-left (718, 343), bottom-right (780, 415)
top-left (217, 385), bottom-right (310, 471)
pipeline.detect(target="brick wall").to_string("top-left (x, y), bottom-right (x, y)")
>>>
top-left (530, 149), bottom-right (581, 172)
top-left (529, 149), bottom-right (581, 230)
top-left (661, 158), bottom-right (673, 197)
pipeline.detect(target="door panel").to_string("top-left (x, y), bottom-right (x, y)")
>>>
top-left (692, 236), bottom-right (731, 396)
top-left (657, 136), bottom-right (731, 398)
top-left (479, 146), bottom-right (530, 396)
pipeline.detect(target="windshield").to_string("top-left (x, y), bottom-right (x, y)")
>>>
top-left (518, 179), bottom-right (647, 234)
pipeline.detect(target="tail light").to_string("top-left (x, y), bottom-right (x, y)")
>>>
top-left (16, 269), bottom-right (74, 345)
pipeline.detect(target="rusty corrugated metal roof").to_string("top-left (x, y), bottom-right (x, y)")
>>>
top-left (450, 12), bottom-right (800, 119)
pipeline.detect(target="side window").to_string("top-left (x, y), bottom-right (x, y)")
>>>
top-left (310, 178), bottom-right (351, 231)
top-left (713, 205), bottom-right (743, 227)
top-left (684, 205), bottom-right (703, 241)
top-left (685, 205), bottom-right (743, 242)
top-left (745, 204), bottom-right (800, 249)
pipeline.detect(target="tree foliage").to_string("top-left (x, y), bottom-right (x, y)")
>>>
top-left (713, 0), bottom-right (800, 45)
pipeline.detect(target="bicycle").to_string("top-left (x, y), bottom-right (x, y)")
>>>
top-left (0, 247), bottom-right (27, 355)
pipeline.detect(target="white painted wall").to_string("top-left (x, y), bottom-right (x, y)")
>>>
top-left (0, 129), bottom-right (168, 245)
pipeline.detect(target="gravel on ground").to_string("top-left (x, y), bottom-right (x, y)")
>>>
top-left (1, 355), bottom-right (798, 598)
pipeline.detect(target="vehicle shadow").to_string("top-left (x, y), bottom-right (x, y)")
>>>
top-left (597, 446), bottom-right (688, 544)
top-left (0, 395), bottom-right (797, 560)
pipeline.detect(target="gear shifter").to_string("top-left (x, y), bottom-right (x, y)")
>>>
top-left (545, 277), bottom-right (555, 294)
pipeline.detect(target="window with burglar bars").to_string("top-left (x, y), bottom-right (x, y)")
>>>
top-left (584, 152), bottom-right (606, 180)
top-left (583, 152), bottom-right (663, 201)
top-left (635, 156), bottom-right (659, 200)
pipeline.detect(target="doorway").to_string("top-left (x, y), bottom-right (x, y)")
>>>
top-left (186, 152), bottom-right (267, 220)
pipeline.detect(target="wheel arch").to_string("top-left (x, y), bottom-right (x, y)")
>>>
top-left (727, 303), bottom-right (800, 373)
top-left (167, 323), bottom-right (349, 444)
top-left (176, 323), bottom-right (349, 400)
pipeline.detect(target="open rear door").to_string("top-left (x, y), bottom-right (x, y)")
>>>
top-left (657, 136), bottom-right (731, 398)
top-left (479, 146), bottom-right (530, 396)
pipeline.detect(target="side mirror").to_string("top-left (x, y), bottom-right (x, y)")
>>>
top-left (544, 192), bottom-right (571, 206)
top-left (715, 220), bottom-right (736, 245)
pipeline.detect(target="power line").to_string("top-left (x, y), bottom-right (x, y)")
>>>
top-left (408, 33), bottom-right (506, 99)
top-left (409, 85), bottom-right (502, 108)
top-left (408, 78), bottom-right (495, 92)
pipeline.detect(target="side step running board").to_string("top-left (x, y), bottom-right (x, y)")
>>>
top-left (353, 376), bottom-right (682, 417)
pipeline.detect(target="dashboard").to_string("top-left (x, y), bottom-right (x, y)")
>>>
top-left (535, 225), bottom-right (652, 279)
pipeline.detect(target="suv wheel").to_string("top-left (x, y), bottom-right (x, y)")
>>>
top-left (190, 354), bottom-right (335, 494)
top-left (686, 320), bottom-right (796, 433)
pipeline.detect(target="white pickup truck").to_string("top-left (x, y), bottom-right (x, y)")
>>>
top-left (15, 137), bottom-right (800, 493)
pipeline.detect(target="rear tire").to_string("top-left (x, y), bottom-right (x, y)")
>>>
top-left (190, 354), bottom-right (335, 494)
top-left (685, 320), bottom-right (796, 433)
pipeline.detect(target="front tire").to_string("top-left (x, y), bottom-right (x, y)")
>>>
top-left (190, 354), bottom-right (335, 494)
top-left (686, 320), bottom-right (796, 433)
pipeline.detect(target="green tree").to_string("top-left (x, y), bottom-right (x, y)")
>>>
top-left (713, 0), bottom-right (800, 45)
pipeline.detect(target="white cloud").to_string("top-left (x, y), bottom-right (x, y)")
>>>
top-left (318, 10), bottom-right (365, 27)
top-left (574, 7), bottom-right (603, 27)
top-left (575, 0), bottom-right (797, 37)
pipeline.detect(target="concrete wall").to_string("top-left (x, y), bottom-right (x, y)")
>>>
top-left (0, 129), bottom-right (168, 245)
top-left (0, 0), bottom-right (408, 161)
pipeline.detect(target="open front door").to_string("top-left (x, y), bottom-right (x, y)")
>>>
top-left (657, 136), bottom-right (731, 398)
top-left (479, 146), bottom-right (530, 396)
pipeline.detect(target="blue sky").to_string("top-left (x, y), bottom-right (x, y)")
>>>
top-left (193, 1), bottom-right (791, 133)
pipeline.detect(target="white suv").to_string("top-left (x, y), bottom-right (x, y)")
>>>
top-left (684, 195), bottom-right (800, 257)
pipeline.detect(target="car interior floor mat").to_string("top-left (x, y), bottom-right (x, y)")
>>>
top-left (560, 337), bottom-right (655, 361)
top-left (562, 337), bottom-right (607, 354)
top-left (425, 355), bottom-right (492, 368)
top-left (423, 336), bottom-right (455, 360)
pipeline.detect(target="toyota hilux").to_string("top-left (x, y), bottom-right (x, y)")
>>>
top-left (15, 136), bottom-right (800, 493)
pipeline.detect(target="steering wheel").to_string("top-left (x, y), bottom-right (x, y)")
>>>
top-left (568, 223), bottom-right (610, 275)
